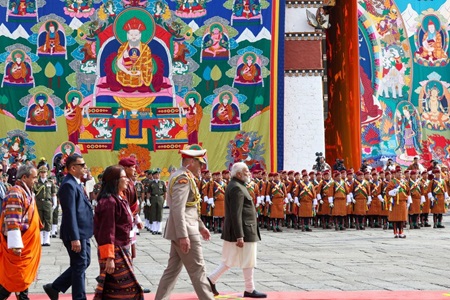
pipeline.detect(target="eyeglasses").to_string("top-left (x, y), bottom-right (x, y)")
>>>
top-left (73, 163), bottom-right (86, 168)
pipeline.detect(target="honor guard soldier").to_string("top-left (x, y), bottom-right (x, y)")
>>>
top-left (149, 169), bottom-right (166, 234)
top-left (207, 172), bottom-right (226, 233)
top-left (408, 170), bottom-right (425, 229)
top-left (428, 168), bottom-right (450, 228)
top-left (294, 170), bottom-right (317, 232)
top-left (221, 170), bottom-right (230, 184)
top-left (419, 171), bottom-right (431, 227)
top-left (316, 170), bottom-right (333, 229)
top-left (49, 175), bottom-right (60, 238)
top-left (386, 166), bottom-right (410, 238)
top-left (285, 170), bottom-right (296, 228)
top-left (345, 169), bottom-right (355, 228)
top-left (200, 169), bottom-right (213, 230)
top-left (367, 170), bottom-right (382, 228)
top-left (33, 166), bottom-right (57, 246)
top-left (268, 172), bottom-right (288, 232)
top-left (349, 171), bottom-right (372, 230)
top-left (142, 170), bottom-right (153, 231)
top-left (330, 171), bottom-right (348, 230)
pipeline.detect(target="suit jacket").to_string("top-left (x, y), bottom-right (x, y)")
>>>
top-left (59, 174), bottom-right (94, 242)
top-left (221, 177), bottom-right (261, 243)
top-left (163, 167), bottom-right (206, 242)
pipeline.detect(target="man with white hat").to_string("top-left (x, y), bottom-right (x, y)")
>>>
top-left (155, 144), bottom-right (214, 300)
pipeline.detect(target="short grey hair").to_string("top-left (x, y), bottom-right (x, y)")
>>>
top-left (17, 165), bottom-right (37, 180)
top-left (230, 162), bottom-right (248, 178)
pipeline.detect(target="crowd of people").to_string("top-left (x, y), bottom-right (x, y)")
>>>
top-left (0, 151), bottom-right (449, 299)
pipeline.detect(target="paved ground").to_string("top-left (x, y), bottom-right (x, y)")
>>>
top-left (28, 211), bottom-right (450, 299)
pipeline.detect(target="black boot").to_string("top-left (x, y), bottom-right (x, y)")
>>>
top-left (16, 289), bottom-right (30, 300)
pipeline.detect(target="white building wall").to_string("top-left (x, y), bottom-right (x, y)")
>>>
top-left (283, 74), bottom-right (325, 170)
top-left (285, 7), bottom-right (318, 32)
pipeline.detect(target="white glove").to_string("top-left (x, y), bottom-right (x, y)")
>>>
top-left (407, 195), bottom-right (412, 205)
top-left (294, 197), bottom-right (299, 204)
top-left (319, 199), bottom-right (324, 205)
top-left (317, 194), bottom-right (322, 200)
top-left (428, 192), bottom-right (435, 201)
top-left (284, 198), bottom-right (289, 204)
top-left (445, 192), bottom-right (450, 200)
top-left (367, 196), bottom-right (372, 205)
top-left (287, 193), bottom-right (293, 201)
top-left (146, 199), bottom-right (151, 206)
top-left (377, 195), bottom-right (383, 201)
top-left (204, 196), bottom-right (209, 203)
top-left (52, 196), bottom-right (57, 210)
top-left (265, 195), bottom-right (270, 202)
top-left (328, 196), bottom-right (333, 204)
top-left (92, 199), bottom-right (98, 207)
top-left (346, 195), bottom-right (352, 203)
top-left (388, 190), bottom-right (397, 196)
top-left (352, 199), bottom-right (356, 204)
top-left (208, 198), bottom-right (214, 205)
top-left (313, 199), bottom-right (318, 206)
top-left (329, 203), bottom-right (334, 208)
top-left (349, 192), bottom-right (354, 200)
top-left (256, 197), bottom-right (261, 205)
top-left (211, 202), bottom-right (215, 208)
top-left (268, 199), bottom-right (273, 205)
top-left (420, 195), bottom-right (426, 204)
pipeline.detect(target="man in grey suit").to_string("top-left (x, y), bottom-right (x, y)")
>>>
top-left (208, 162), bottom-right (267, 298)
top-left (155, 144), bottom-right (214, 300)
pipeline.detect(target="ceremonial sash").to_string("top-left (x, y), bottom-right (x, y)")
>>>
top-left (299, 181), bottom-right (314, 198)
top-left (214, 182), bottom-right (226, 196)
top-left (409, 180), bottom-right (421, 194)
top-left (353, 180), bottom-right (368, 197)
top-left (334, 180), bottom-right (346, 194)
top-left (271, 182), bottom-right (284, 197)
top-left (321, 180), bottom-right (333, 195)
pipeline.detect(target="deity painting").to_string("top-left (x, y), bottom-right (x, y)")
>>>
top-left (95, 8), bottom-right (174, 113)
top-left (180, 91), bottom-right (203, 144)
top-left (60, 141), bottom-right (77, 164)
top-left (394, 102), bottom-right (422, 164)
top-left (4, 135), bottom-right (25, 163)
top-left (6, 0), bottom-right (37, 22)
top-left (122, 0), bottom-right (148, 7)
top-left (2, 49), bottom-right (34, 87)
top-left (419, 80), bottom-right (450, 131)
top-left (414, 15), bottom-right (449, 67)
top-left (174, 0), bottom-right (206, 18)
top-left (226, 131), bottom-right (266, 171)
top-left (379, 45), bottom-right (406, 99)
top-left (153, 1), bottom-right (170, 25)
top-left (231, 0), bottom-right (262, 25)
top-left (25, 93), bottom-right (56, 131)
top-left (64, 0), bottom-right (95, 18)
top-left (37, 21), bottom-right (67, 58)
top-left (97, 0), bottom-right (116, 25)
top-left (234, 52), bottom-right (262, 86)
top-left (211, 91), bottom-right (241, 132)
top-left (201, 23), bottom-right (230, 62)
top-left (64, 90), bottom-right (85, 144)
top-left (360, 65), bottom-right (382, 125)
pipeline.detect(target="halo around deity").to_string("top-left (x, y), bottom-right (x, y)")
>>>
top-left (35, 92), bottom-right (49, 104)
top-left (184, 91), bottom-right (201, 106)
top-left (11, 49), bottom-right (25, 61)
top-left (421, 14), bottom-right (441, 32)
top-left (243, 52), bottom-right (257, 62)
top-left (113, 8), bottom-right (156, 44)
top-left (425, 80), bottom-right (444, 96)
top-left (219, 91), bottom-right (233, 104)
top-left (45, 20), bottom-right (59, 32)
top-left (65, 90), bottom-right (83, 105)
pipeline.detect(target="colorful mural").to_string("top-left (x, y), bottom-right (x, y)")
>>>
top-left (358, 0), bottom-right (450, 168)
top-left (0, 0), bottom-right (284, 173)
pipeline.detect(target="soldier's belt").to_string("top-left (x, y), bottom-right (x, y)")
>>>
top-left (38, 198), bottom-right (52, 201)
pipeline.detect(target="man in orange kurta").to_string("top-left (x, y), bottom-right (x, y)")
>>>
top-left (0, 165), bottom-right (41, 299)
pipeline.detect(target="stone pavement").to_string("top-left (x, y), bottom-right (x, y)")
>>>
top-left (30, 211), bottom-right (450, 297)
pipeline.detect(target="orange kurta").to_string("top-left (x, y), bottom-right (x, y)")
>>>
top-left (269, 181), bottom-right (286, 219)
top-left (295, 181), bottom-right (316, 218)
top-left (350, 180), bottom-right (371, 216)
top-left (332, 180), bottom-right (347, 216)
top-left (317, 180), bottom-right (333, 215)
top-left (386, 179), bottom-right (409, 222)
top-left (428, 179), bottom-right (448, 214)
top-left (409, 179), bottom-right (423, 215)
top-left (367, 180), bottom-right (382, 216)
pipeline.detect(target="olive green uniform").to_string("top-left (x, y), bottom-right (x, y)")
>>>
top-left (34, 178), bottom-right (57, 231)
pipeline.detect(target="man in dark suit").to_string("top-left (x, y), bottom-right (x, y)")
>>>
top-left (43, 154), bottom-right (94, 300)
top-left (207, 162), bottom-right (267, 298)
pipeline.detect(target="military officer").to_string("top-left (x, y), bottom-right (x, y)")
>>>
top-left (142, 170), bottom-right (153, 231)
top-left (149, 169), bottom-right (166, 234)
top-left (33, 166), bottom-right (57, 246)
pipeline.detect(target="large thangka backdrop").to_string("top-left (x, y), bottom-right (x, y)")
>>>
top-left (358, 0), bottom-right (450, 168)
top-left (0, 0), bottom-right (284, 176)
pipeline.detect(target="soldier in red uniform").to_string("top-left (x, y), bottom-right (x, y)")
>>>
top-left (330, 171), bottom-right (348, 230)
top-left (268, 173), bottom-right (287, 232)
top-left (367, 170), bottom-right (382, 228)
top-left (428, 168), bottom-right (449, 228)
top-left (408, 170), bottom-right (425, 229)
top-left (386, 167), bottom-right (410, 238)
top-left (420, 170), bottom-right (431, 227)
top-left (294, 170), bottom-right (317, 232)
top-left (349, 171), bottom-right (371, 230)
top-left (316, 170), bottom-right (333, 229)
